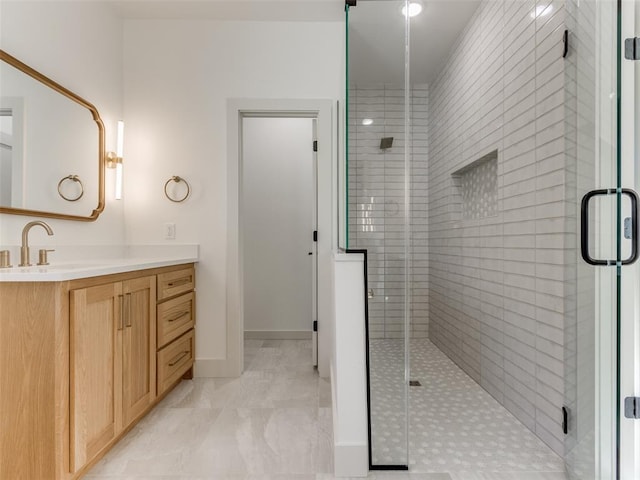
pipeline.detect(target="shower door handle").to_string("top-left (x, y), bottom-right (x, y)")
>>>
top-left (580, 188), bottom-right (639, 265)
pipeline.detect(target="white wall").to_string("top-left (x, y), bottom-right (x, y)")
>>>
top-left (0, 1), bottom-right (124, 246)
top-left (122, 20), bottom-right (344, 375)
top-left (332, 252), bottom-right (368, 477)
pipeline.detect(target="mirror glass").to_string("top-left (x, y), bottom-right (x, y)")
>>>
top-left (0, 50), bottom-right (104, 221)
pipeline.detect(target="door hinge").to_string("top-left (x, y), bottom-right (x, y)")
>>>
top-left (624, 397), bottom-right (640, 419)
top-left (313, 230), bottom-right (317, 242)
top-left (625, 38), bottom-right (640, 60)
top-left (313, 320), bottom-right (318, 332)
top-left (313, 140), bottom-right (318, 152)
top-left (562, 29), bottom-right (569, 58)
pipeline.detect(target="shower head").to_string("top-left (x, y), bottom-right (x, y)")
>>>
top-left (380, 137), bottom-right (394, 150)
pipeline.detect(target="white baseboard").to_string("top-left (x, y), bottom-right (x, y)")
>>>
top-left (195, 331), bottom-right (312, 377)
top-left (194, 358), bottom-right (241, 378)
top-left (244, 330), bottom-right (312, 340)
top-left (334, 442), bottom-right (368, 477)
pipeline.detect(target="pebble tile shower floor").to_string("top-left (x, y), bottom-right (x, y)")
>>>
top-left (370, 339), bottom-right (567, 478)
top-left (85, 339), bottom-right (568, 480)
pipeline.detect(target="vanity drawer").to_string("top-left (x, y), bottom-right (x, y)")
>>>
top-left (157, 267), bottom-right (195, 301)
top-left (157, 292), bottom-right (195, 348)
top-left (157, 329), bottom-right (195, 396)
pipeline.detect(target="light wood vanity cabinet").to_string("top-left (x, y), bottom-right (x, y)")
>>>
top-left (69, 275), bottom-right (156, 472)
top-left (157, 291), bottom-right (195, 348)
top-left (0, 263), bottom-right (195, 480)
top-left (156, 267), bottom-right (196, 396)
top-left (69, 281), bottom-right (122, 472)
top-left (157, 266), bottom-right (195, 301)
top-left (121, 276), bottom-right (157, 427)
top-left (157, 328), bottom-right (195, 395)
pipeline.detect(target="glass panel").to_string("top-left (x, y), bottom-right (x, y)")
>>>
top-left (346, 0), bottom-right (627, 475)
top-left (343, 4), bottom-right (350, 251)
top-left (346, 0), bottom-right (410, 468)
top-left (564, 0), bottom-right (620, 477)
top-left (618, 1), bottom-right (640, 477)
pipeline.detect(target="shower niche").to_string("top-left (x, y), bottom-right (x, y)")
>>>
top-left (452, 149), bottom-right (498, 221)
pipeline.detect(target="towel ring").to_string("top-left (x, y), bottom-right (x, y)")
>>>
top-left (164, 176), bottom-right (191, 203)
top-left (57, 175), bottom-right (84, 202)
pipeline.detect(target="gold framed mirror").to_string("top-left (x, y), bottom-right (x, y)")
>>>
top-left (0, 49), bottom-right (105, 221)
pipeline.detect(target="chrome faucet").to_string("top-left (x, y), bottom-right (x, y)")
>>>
top-left (20, 221), bottom-right (54, 267)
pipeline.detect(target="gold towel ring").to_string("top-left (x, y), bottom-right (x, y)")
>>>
top-left (57, 175), bottom-right (84, 202)
top-left (164, 176), bottom-right (191, 203)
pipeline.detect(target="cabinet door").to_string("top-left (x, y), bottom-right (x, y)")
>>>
top-left (70, 282), bottom-right (123, 472)
top-left (122, 276), bottom-right (156, 427)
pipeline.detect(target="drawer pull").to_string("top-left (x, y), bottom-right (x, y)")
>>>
top-left (168, 351), bottom-right (189, 367)
top-left (168, 311), bottom-right (190, 323)
top-left (118, 295), bottom-right (124, 331)
top-left (167, 278), bottom-right (191, 288)
top-left (125, 293), bottom-right (132, 328)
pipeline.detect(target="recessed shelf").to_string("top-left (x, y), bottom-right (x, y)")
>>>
top-left (452, 150), bottom-right (498, 220)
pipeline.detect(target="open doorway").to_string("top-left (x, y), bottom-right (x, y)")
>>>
top-left (226, 99), bottom-right (332, 379)
top-left (241, 115), bottom-right (318, 366)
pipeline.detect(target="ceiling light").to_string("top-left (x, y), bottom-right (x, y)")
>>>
top-left (362, 118), bottom-right (373, 126)
top-left (402, 2), bottom-right (422, 18)
top-left (531, 4), bottom-right (552, 19)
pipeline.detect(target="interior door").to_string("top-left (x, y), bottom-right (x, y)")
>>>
top-left (567, 0), bottom-right (639, 477)
top-left (242, 116), bottom-right (316, 346)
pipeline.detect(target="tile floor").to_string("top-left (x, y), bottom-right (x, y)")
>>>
top-left (86, 339), bottom-right (568, 480)
top-left (369, 339), bottom-right (568, 479)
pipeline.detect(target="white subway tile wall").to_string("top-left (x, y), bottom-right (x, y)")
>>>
top-left (348, 84), bottom-right (430, 340)
top-left (427, 0), bottom-right (568, 457)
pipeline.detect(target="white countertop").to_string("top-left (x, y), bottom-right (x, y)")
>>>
top-left (0, 245), bottom-right (198, 282)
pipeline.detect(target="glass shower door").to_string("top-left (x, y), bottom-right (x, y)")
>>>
top-left (619, 1), bottom-right (640, 477)
top-left (565, 0), bottom-right (639, 477)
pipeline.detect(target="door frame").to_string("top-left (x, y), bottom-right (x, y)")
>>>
top-left (226, 99), bottom-right (333, 377)
top-left (312, 118), bottom-right (319, 366)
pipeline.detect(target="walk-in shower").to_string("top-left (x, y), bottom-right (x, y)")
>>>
top-left (344, 0), bottom-right (638, 477)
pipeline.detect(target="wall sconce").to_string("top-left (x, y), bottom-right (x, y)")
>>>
top-left (106, 120), bottom-right (124, 200)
